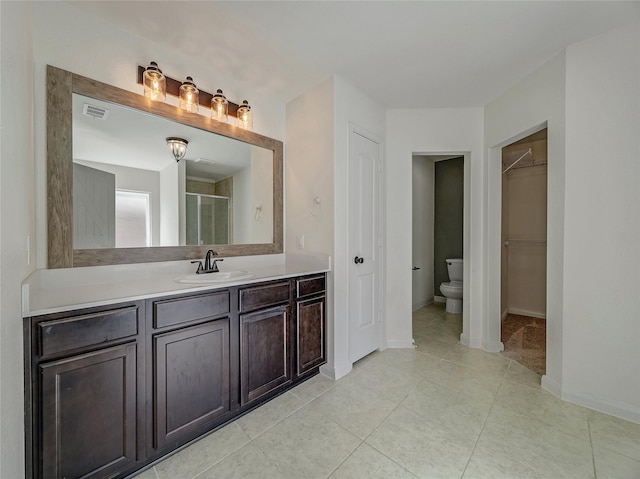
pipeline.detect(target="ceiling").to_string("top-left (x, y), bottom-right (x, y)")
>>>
top-left (69, 1), bottom-right (639, 108)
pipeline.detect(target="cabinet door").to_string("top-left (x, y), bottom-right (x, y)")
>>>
top-left (153, 319), bottom-right (230, 450)
top-left (40, 343), bottom-right (137, 479)
top-left (296, 296), bottom-right (326, 376)
top-left (240, 306), bottom-right (291, 405)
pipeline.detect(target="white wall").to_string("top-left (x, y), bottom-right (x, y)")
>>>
top-left (285, 77), bottom-right (337, 372)
top-left (250, 146), bottom-right (274, 243)
top-left (385, 108), bottom-right (484, 349)
top-left (0, 3), bottom-right (35, 477)
top-left (233, 166), bottom-right (251, 243)
top-left (562, 23), bottom-right (640, 422)
top-left (31, 1), bottom-right (286, 269)
top-left (285, 76), bottom-right (335, 256)
top-left (484, 52), bottom-right (566, 388)
top-left (159, 161), bottom-right (179, 245)
top-left (411, 156), bottom-right (435, 310)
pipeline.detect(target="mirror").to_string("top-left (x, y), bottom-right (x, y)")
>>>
top-left (47, 65), bottom-right (283, 268)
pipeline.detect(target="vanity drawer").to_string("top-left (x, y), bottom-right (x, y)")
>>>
top-left (39, 305), bottom-right (139, 359)
top-left (296, 275), bottom-right (326, 298)
top-left (153, 291), bottom-right (230, 329)
top-left (239, 281), bottom-right (290, 312)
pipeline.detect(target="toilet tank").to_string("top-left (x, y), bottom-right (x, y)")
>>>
top-left (446, 258), bottom-right (463, 282)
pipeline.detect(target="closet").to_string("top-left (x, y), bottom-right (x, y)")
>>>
top-left (500, 129), bottom-right (547, 374)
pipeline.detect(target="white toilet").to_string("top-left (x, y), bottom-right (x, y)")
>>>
top-left (440, 258), bottom-right (463, 314)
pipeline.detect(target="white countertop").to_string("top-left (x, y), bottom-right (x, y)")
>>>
top-left (22, 253), bottom-right (331, 317)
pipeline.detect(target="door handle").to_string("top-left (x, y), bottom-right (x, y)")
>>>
top-left (354, 256), bottom-right (364, 264)
top-left (412, 266), bottom-right (420, 270)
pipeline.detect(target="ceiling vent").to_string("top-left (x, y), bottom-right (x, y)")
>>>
top-left (192, 157), bottom-right (217, 165)
top-left (82, 103), bottom-right (110, 120)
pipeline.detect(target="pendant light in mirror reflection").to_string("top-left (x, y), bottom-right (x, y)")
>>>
top-left (211, 89), bottom-right (229, 122)
top-left (179, 76), bottom-right (199, 113)
top-left (143, 61), bottom-right (166, 102)
top-left (237, 100), bottom-right (253, 130)
top-left (166, 137), bottom-right (188, 162)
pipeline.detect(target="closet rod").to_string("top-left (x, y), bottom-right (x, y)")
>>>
top-left (502, 148), bottom-right (532, 174)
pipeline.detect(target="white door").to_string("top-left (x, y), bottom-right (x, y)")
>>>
top-left (349, 128), bottom-right (381, 363)
top-left (73, 163), bottom-right (116, 249)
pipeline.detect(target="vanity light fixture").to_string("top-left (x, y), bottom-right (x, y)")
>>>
top-left (211, 89), bottom-right (229, 122)
top-left (237, 100), bottom-right (253, 130)
top-left (142, 61), bottom-right (166, 102)
top-left (166, 137), bottom-right (188, 162)
top-left (137, 65), bottom-right (253, 125)
top-left (179, 77), bottom-right (199, 113)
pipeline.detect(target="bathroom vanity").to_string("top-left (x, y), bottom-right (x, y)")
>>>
top-left (22, 256), bottom-right (328, 479)
top-left (28, 65), bottom-right (324, 478)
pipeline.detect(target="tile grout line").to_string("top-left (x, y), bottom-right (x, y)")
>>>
top-left (351, 380), bottom-right (426, 479)
top-left (458, 362), bottom-right (510, 479)
top-left (587, 412), bottom-right (598, 479)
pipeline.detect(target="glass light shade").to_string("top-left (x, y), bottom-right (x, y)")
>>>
top-left (211, 89), bottom-right (229, 122)
top-left (236, 100), bottom-right (253, 130)
top-left (166, 137), bottom-right (188, 162)
top-left (179, 77), bottom-right (199, 113)
top-left (143, 61), bottom-right (166, 102)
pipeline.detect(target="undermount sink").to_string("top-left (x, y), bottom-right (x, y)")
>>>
top-left (174, 271), bottom-right (255, 284)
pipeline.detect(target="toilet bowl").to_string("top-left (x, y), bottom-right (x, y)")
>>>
top-left (440, 258), bottom-right (463, 314)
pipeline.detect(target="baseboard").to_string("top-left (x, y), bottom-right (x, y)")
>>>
top-left (508, 307), bottom-right (546, 319)
top-left (412, 298), bottom-right (433, 312)
top-left (387, 339), bottom-right (416, 349)
top-left (460, 333), bottom-right (483, 349)
top-left (320, 363), bottom-right (352, 381)
top-left (434, 295), bottom-right (446, 303)
top-left (542, 376), bottom-right (640, 424)
top-left (501, 309), bottom-right (508, 322)
top-left (482, 339), bottom-right (504, 353)
top-left (541, 374), bottom-right (562, 398)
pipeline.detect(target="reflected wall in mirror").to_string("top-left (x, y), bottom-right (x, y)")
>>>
top-left (48, 65), bottom-right (283, 268)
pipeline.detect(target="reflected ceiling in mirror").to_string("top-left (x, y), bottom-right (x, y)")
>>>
top-left (47, 65), bottom-right (283, 268)
top-left (72, 94), bottom-right (273, 249)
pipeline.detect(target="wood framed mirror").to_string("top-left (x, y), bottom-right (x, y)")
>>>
top-left (47, 65), bottom-right (283, 268)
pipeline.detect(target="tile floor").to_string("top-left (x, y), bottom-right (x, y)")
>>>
top-left (501, 314), bottom-right (546, 375)
top-left (135, 303), bottom-right (640, 479)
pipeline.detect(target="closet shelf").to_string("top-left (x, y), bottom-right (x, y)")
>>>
top-left (504, 238), bottom-right (547, 246)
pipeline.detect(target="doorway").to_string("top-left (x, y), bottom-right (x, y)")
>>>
top-left (500, 128), bottom-right (547, 375)
top-left (411, 155), bottom-right (464, 310)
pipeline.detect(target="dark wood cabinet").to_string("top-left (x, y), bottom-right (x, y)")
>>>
top-left (149, 290), bottom-right (237, 453)
top-left (240, 305), bottom-right (291, 405)
top-left (296, 296), bottom-right (326, 376)
top-left (295, 275), bottom-right (326, 378)
top-left (40, 343), bottom-right (138, 479)
top-left (25, 274), bottom-right (325, 479)
top-left (26, 301), bottom-right (145, 479)
top-left (153, 319), bottom-right (232, 450)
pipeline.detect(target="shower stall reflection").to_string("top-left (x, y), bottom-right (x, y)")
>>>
top-left (185, 193), bottom-right (230, 245)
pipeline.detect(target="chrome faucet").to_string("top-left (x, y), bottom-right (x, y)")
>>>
top-left (191, 249), bottom-right (224, 274)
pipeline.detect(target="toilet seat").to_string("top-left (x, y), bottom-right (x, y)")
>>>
top-left (440, 281), bottom-right (463, 298)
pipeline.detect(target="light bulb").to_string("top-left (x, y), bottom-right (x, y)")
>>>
top-left (236, 100), bottom-right (252, 130)
top-left (210, 89), bottom-right (229, 122)
top-left (143, 61), bottom-right (166, 102)
top-left (179, 76), bottom-right (199, 113)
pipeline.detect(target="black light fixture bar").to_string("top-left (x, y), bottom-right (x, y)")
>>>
top-left (137, 65), bottom-right (239, 118)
